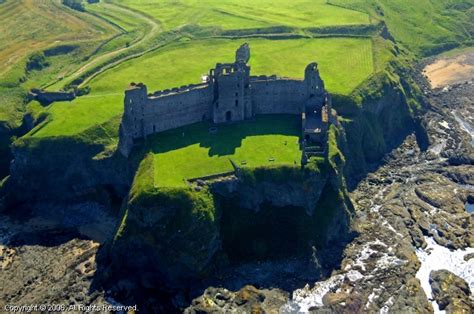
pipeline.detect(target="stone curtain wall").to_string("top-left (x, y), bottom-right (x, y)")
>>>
top-left (142, 85), bottom-right (213, 136)
top-left (251, 78), bottom-right (306, 114)
top-left (118, 54), bottom-right (328, 157)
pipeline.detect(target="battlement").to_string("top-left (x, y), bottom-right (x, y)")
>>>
top-left (118, 43), bottom-right (334, 158)
top-left (149, 83), bottom-right (210, 99)
top-left (249, 74), bottom-right (304, 83)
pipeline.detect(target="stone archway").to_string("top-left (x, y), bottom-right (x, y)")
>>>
top-left (226, 110), bottom-right (232, 122)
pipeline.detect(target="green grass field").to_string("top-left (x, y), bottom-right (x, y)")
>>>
top-left (4, 0), bottom-right (472, 184)
top-left (0, 0), bottom-right (119, 128)
top-left (33, 37), bottom-right (373, 138)
top-left (92, 38), bottom-right (373, 94)
top-left (0, 0), bottom-right (116, 80)
top-left (116, 0), bottom-right (369, 30)
top-left (328, 0), bottom-right (473, 56)
top-left (30, 94), bottom-right (123, 138)
top-left (144, 115), bottom-right (302, 187)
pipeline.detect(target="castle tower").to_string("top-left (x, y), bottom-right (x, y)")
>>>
top-left (304, 62), bottom-right (325, 98)
top-left (210, 44), bottom-right (252, 124)
top-left (235, 43), bottom-right (250, 63)
top-left (118, 83), bottom-right (147, 156)
top-left (302, 63), bottom-right (330, 146)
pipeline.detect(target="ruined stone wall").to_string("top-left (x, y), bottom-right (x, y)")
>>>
top-left (141, 85), bottom-right (213, 136)
top-left (250, 77), bottom-right (306, 115)
top-left (29, 90), bottom-right (76, 105)
top-left (118, 56), bottom-right (329, 157)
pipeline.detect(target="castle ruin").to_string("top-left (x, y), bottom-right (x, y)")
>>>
top-left (118, 43), bottom-right (335, 158)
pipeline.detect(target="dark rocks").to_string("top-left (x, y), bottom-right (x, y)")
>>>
top-left (107, 187), bottom-right (222, 306)
top-left (212, 170), bottom-right (329, 215)
top-left (5, 136), bottom-right (130, 208)
top-left (0, 212), bottom-right (115, 311)
top-left (429, 270), bottom-right (473, 313)
top-left (185, 286), bottom-right (288, 313)
top-left (322, 292), bottom-right (349, 306)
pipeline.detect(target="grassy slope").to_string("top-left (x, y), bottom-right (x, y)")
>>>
top-left (0, 0), bottom-right (114, 79)
top-left (47, 1), bottom-right (162, 91)
top-left (7, 0), bottom-right (443, 189)
top-left (146, 115), bottom-right (302, 187)
top-left (328, 0), bottom-right (474, 56)
top-left (32, 37), bottom-right (374, 138)
top-left (91, 38), bottom-right (373, 95)
top-left (116, 0), bottom-right (369, 30)
top-left (0, 0), bottom-right (118, 128)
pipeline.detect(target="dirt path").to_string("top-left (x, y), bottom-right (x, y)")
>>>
top-left (0, 0), bottom-right (115, 79)
top-left (423, 49), bottom-right (474, 88)
top-left (60, 3), bottom-right (160, 86)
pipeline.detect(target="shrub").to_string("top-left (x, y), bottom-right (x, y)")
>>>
top-left (62, 0), bottom-right (85, 12)
top-left (25, 53), bottom-right (50, 72)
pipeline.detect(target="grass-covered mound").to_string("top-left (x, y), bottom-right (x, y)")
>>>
top-left (113, 154), bottom-right (221, 282)
top-left (116, 0), bottom-right (369, 30)
top-left (112, 128), bottom-right (350, 284)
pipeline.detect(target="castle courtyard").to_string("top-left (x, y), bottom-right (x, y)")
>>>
top-left (145, 114), bottom-right (304, 186)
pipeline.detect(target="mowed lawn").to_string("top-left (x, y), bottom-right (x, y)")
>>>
top-left (32, 94), bottom-right (123, 138)
top-left (147, 115), bottom-right (302, 187)
top-left (117, 0), bottom-right (369, 30)
top-left (33, 37), bottom-right (373, 138)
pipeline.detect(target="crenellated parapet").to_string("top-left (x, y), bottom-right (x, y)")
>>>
top-left (148, 83), bottom-right (210, 99)
top-left (118, 43), bottom-right (334, 157)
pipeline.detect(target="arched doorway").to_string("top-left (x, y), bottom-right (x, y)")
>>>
top-left (226, 110), bottom-right (232, 122)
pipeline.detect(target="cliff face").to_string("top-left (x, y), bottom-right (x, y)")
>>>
top-left (3, 136), bottom-right (130, 208)
top-left (334, 69), bottom-right (420, 187)
top-left (0, 122), bottom-right (12, 180)
top-left (0, 58), bottom-right (423, 311)
top-left (212, 165), bottom-right (329, 215)
top-left (111, 187), bottom-right (221, 286)
top-left (106, 132), bottom-right (352, 302)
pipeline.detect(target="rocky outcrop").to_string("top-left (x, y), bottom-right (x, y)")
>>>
top-left (212, 166), bottom-right (328, 215)
top-left (185, 285), bottom-right (288, 313)
top-left (330, 64), bottom-right (425, 188)
top-left (0, 201), bottom-right (118, 311)
top-left (106, 140), bottom-right (353, 310)
top-left (110, 187), bottom-right (221, 287)
top-left (430, 270), bottom-right (472, 313)
top-left (0, 122), bottom-right (12, 180)
top-left (4, 136), bottom-right (130, 208)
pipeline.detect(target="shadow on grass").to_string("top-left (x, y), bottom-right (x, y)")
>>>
top-left (142, 114), bottom-right (302, 157)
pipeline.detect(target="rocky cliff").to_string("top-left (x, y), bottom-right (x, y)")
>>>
top-left (0, 122), bottom-right (12, 180)
top-left (333, 63), bottom-right (422, 188)
top-left (102, 129), bottom-right (353, 310)
top-left (0, 52), bottom-right (433, 313)
top-left (1, 118), bottom-right (130, 209)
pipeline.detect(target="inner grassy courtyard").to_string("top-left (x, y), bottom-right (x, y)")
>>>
top-left (142, 114), bottom-right (303, 187)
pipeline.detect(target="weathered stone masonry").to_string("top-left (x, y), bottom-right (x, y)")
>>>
top-left (118, 43), bottom-right (334, 157)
